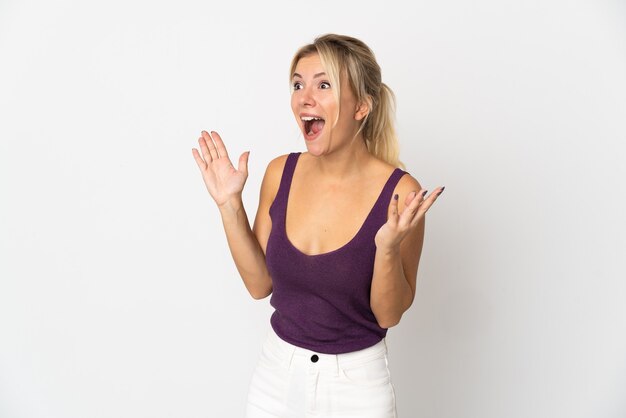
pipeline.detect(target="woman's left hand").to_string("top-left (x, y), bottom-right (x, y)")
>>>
top-left (374, 187), bottom-right (445, 253)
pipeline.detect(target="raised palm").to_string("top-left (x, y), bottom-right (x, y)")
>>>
top-left (192, 130), bottom-right (250, 207)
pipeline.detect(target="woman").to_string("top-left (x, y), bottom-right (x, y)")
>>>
top-left (192, 34), bottom-right (443, 417)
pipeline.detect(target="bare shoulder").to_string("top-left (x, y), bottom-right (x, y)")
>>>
top-left (373, 158), bottom-right (422, 197)
top-left (267, 153), bottom-right (290, 170)
top-left (395, 171), bottom-right (423, 197)
top-left (262, 153), bottom-right (290, 198)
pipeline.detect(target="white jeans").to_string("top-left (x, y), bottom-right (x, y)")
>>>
top-left (245, 326), bottom-right (398, 418)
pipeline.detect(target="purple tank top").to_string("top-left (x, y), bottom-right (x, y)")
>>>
top-left (266, 152), bottom-right (408, 354)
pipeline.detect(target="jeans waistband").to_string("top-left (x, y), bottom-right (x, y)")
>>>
top-left (264, 326), bottom-right (388, 375)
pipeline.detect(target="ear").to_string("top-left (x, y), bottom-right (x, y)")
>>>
top-left (354, 96), bottom-right (372, 121)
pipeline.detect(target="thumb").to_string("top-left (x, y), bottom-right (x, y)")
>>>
top-left (238, 150), bottom-right (250, 174)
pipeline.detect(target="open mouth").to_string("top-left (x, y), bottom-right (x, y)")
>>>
top-left (302, 116), bottom-right (325, 138)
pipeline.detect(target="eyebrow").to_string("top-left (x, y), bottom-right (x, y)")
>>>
top-left (292, 72), bottom-right (327, 79)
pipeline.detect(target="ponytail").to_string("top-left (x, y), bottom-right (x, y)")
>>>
top-left (362, 82), bottom-right (404, 169)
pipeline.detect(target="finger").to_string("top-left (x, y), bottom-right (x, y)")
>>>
top-left (196, 135), bottom-right (213, 163)
top-left (415, 187), bottom-right (444, 219)
top-left (387, 193), bottom-right (400, 227)
top-left (191, 147), bottom-right (207, 170)
top-left (198, 135), bottom-right (213, 163)
top-left (397, 189), bottom-right (421, 227)
top-left (210, 131), bottom-right (229, 160)
top-left (404, 190), bottom-right (417, 207)
top-left (201, 131), bottom-right (219, 161)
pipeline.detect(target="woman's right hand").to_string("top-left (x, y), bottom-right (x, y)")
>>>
top-left (192, 130), bottom-right (250, 209)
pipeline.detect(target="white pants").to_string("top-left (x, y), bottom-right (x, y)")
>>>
top-left (245, 326), bottom-right (398, 418)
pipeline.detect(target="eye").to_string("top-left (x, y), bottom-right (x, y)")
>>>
top-left (292, 81), bottom-right (303, 90)
top-left (320, 81), bottom-right (331, 89)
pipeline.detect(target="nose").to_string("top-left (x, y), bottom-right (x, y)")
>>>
top-left (299, 85), bottom-right (316, 107)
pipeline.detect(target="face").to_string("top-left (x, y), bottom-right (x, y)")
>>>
top-left (290, 53), bottom-right (368, 155)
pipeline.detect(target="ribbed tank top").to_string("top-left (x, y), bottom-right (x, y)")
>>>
top-left (266, 152), bottom-right (409, 354)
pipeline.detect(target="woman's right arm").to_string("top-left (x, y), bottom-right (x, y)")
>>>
top-left (218, 196), bottom-right (272, 300)
top-left (192, 130), bottom-right (283, 300)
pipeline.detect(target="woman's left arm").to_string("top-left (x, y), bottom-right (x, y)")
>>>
top-left (371, 177), bottom-right (444, 328)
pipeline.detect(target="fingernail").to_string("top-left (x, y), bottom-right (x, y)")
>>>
top-left (394, 194), bottom-right (399, 200)
top-left (437, 186), bottom-right (445, 195)
top-left (422, 190), bottom-right (428, 197)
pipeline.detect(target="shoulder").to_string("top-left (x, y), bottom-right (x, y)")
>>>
top-left (393, 174), bottom-right (423, 213)
top-left (259, 153), bottom-right (294, 200)
top-left (264, 153), bottom-right (295, 181)
top-left (395, 171), bottom-right (422, 197)
top-left (373, 158), bottom-right (422, 197)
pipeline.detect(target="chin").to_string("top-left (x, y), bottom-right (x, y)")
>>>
top-left (304, 143), bottom-right (325, 157)
top-left (301, 133), bottom-right (320, 153)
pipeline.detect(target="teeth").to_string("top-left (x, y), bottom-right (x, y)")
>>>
top-left (301, 116), bottom-right (323, 121)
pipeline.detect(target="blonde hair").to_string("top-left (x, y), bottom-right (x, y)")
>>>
top-left (289, 34), bottom-right (405, 169)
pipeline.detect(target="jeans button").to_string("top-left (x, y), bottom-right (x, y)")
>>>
top-left (310, 354), bottom-right (319, 363)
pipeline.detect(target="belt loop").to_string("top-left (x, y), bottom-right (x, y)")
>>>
top-left (334, 353), bottom-right (340, 377)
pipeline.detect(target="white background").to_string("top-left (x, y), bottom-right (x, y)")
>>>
top-left (1, 0), bottom-right (625, 417)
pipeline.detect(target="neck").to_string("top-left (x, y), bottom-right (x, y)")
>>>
top-left (309, 133), bottom-right (373, 179)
